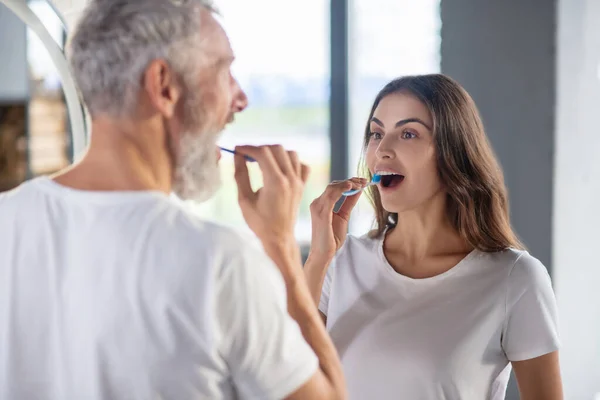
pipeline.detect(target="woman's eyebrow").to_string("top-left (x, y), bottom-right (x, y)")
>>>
top-left (370, 117), bottom-right (432, 130)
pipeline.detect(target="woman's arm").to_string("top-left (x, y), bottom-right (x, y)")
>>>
top-left (305, 178), bottom-right (366, 320)
top-left (304, 254), bottom-right (333, 325)
top-left (304, 254), bottom-right (333, 307)
top-left (503, 253), bottom-right (562, 399)
top-left (512, 351), bottom-right (563, 400)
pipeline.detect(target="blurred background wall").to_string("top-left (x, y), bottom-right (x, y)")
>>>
top-left (553, 0), bottom-right (600, 397)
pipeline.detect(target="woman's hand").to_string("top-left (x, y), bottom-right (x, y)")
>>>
top-left (309, 178), bottom-right (367, 261)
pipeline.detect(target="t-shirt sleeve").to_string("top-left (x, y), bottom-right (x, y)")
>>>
top-left (318, 257), bottom-right (336, 317)
top-left (502, 252), bottom-right (561, 362)
top-left (215, 245), bottom-right (319, 400)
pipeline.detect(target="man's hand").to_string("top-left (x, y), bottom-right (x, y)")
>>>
top-left (234, 145), bottom-right (346, 400)
top-left (234, 145), bottom-right (310, 269)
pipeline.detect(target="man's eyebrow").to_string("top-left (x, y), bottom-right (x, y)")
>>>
top-left (217, 55), bottom-right (235, 67)
top-left (204, 54), bottom-right (234, 70)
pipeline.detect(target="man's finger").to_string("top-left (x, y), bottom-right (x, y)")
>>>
top-left (269, 145), bottom-right (294, 177)
top-left (288, 151), bottom-right (301, 176)
top-left (300, 163), bottom-right (310, 184)
top-left (235, 145), bottom-right (283, 185)
top-left (234, 152), bottom-right (254, 203)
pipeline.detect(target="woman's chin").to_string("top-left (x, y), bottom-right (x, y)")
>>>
top-left (381, 201), bottom-right (407, 215)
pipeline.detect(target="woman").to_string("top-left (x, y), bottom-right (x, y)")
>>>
top-left (305, 74), bottom-right (562, 399)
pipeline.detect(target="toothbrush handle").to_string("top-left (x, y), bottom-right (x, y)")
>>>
top-left (342, 181), bottom-right (377, 197)
top-left (219, 147), bottom-right (257, 162)
top-left (341, 188), bottom-right (361, 197)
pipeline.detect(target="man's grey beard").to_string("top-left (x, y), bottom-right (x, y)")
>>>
top-left (170, 71), bottom-right (228, 203)
top-left (172, 130), bottom-right (222, 203)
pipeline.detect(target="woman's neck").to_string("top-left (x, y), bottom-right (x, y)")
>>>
top-left (384, 192), bottom-right (471, 265)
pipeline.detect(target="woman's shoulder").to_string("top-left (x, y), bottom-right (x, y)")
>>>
top-left (334, 231), bottom-right (382, 264)
top-left (343, 231), bottom-right (381, 251)
top-left (481, 248), bottom-right (551, 287)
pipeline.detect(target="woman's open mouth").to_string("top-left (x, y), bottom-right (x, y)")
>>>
top-left (379, 172), bottom-right (405, 189)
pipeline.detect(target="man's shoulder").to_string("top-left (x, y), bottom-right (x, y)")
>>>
top-left (156, 202), bottom-right (267, 264)
top-left (172, 213), bottom-right (281, 292)
top-left (0, 179), bottom-right (37, 201)
top-left (164, 204), bottom-right (257, 249)
top-left (0, 178), bottom-right (44, 215)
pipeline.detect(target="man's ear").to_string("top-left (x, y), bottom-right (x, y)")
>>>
top-left (143, 59), bottom-right (182, 119)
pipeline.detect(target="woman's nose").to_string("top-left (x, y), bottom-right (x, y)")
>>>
top-left (375, 140), bottom-right (395, 160)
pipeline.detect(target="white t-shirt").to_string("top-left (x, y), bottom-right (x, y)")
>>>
top-left (319, 233), bottom-right (560, 400)
top-left (0, 177), bottom-right (318, 400)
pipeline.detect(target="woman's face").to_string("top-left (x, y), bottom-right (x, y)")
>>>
top-left (365, 92), bottom-right (444, 213)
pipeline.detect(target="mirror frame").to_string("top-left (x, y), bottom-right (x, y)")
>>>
top-left (1, 0), bottom-right (88, 160)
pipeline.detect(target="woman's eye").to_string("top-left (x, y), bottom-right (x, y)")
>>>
top-left (402, 131), bottom-right (417, 139)
top-left (369, 132), bottom-right (383, 140)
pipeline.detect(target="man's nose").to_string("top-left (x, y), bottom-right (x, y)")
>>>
top-left (231, 79), bottom-right (248, 113)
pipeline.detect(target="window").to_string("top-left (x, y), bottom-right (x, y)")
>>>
top-left (189, 0), bottom-right (330, 245)
top-left (348, 0), bottom-right (441, 235)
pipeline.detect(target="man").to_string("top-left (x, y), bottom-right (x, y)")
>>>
top-left (0, 1), bottom-right (346, 399)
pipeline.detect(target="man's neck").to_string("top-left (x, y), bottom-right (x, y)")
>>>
top-left (52, 116), bottom-right (174, 194)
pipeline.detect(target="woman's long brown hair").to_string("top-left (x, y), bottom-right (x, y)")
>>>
top-left (360, 74), bottom-right (524, 252)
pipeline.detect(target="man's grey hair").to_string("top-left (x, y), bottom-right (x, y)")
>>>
top-left (67, 0), bottom-right (216, 117)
